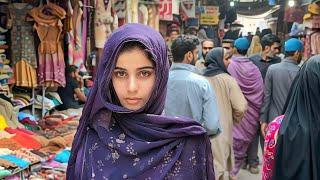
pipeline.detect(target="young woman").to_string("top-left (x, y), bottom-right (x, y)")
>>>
top-left (203, 47), bottom-right (247, 180)
top-left (262, 55), bottom-right (320, 180)
top-left (67, 24), bottom-right (215, 179)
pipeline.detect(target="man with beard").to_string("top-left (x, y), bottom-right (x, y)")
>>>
top-left (165, 35), bottom-right (221, 136)
top-left (196, 39), bottom-right (214, 69)
top-left (260, 38), bottom-right (303, 142)
top-left (249, 34), bottom-right (282, 79)
top-left (244, 34), bottom-right (282, 173)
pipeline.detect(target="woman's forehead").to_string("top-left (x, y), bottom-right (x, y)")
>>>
top-left (115, 49), bottom-right (155, 69)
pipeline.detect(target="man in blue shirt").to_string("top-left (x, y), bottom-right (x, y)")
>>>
top-left (165, 35), bottom-right (221, 136)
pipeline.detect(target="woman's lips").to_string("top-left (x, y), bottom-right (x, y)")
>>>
top-left (125, 98), bottom-right (142, 105)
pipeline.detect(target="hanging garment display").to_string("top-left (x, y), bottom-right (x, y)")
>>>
top-left (147, 4), bottom-right (160, 31)
top-left (126, 0), bottom-right (138, 23)
top-left (66, 0), bottom-right (86, 72)
top-left (180, 0), bottom-right (196, 21)
top-left (114, 0), bottom-right (126, 19)
top-left (8, 3), bottom-right (37, 88)
top-left (29, 2), bottom-right (66, 87)
top-left (94, 0), bottom-right (118, 48)
top-left (138, 3), bottom-right (148, 25)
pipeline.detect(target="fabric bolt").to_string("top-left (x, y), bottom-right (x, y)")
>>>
top-left (29, 2), bottom-right (66, 87)
top-left (67, 24), bottom-right (215, 180)
top-left (18, 112), bottom-right (36, 121)
top-left (0, 98), bottom-right (23, 129)
top-left (203, 48), bottom-right (248, 180)
top-left (0, 131), bottom-right (15, 139)
top-left (12, 149), bottom-right (41, 163)
top-left (259, 58), bottom-right (300, 124)
top-left (274, 55), bottom-right (320, 179)
top-left (0, 148), bottom-right (12, 156)
top-left (227, 56), bottom-right (264, 177)
top-left (0, 138), bottom-right (23, 151)
top-left (165, 63), bottom-right (221, 136)
top-left (0, 169), bottom-right (11, 178)
top-left (54, 149), bottom-right (71, 163)
top-left (0, 155), bottom-right (29, 168)
top-left (8, 3), bottom-right (37, 68)
top-left (262, 115), bottom-right (283, 180)
top-left (40, 136), bottom-right (67, 154)
top-left (0, 115), bottom-right (8, 130)
top-left (0, 158), bottom-right (17, 168)
top-left (6, 128), bottom-right (42, 149)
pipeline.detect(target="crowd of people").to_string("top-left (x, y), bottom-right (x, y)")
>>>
top-left (65, 23), bottom-right (320, 180)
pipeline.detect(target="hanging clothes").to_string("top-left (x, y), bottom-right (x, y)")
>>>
top-left (29, 2), bottom-right (66, 87)
top-left (94, 0), bottom-right (118, 48)
top-left (66, 0), bottom-right (86, 72)
top-left (13, 60), bottom-right (38, 88)
top-left (8, 3), bottom-right (37, 88)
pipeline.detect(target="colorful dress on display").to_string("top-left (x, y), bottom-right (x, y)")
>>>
top-left (66, 0), bottom-right (86, 72)
top-left (29, 3), bottom-right (66, 87)
top-left (262, 115), bottom-right (284, 180)
top-left (8, 3), bottom-right (37, 88)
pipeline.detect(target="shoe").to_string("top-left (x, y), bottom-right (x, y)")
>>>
top-left (0, 49), bottom-right (4, 53)
top-left (0, 0), bottom-right (8, 3)
top-left (0, 35), bottom-right (5, 40)
top-left (0, 26), bottom-right (7, 33)
top-left (241, 162), bottom-right (248, 170)
top-left (249, 166), bottom-right (260, 174)
top-left (0, 41), bottom-right (6, 45)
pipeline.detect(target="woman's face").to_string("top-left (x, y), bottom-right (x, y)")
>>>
top-left (112, 48), bottom-right (155, 111)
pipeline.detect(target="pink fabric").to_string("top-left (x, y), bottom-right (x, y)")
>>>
top-left (262, 115), bottom-right (284, 180)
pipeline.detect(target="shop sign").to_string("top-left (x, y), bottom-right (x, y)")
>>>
top-left (200, 6), bottom-right (219, 25)
top-left (159, 0), bottom-right (173, 21)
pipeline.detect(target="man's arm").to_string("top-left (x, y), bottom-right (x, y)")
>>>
top-left (74, 88), bottom-right (87, 103)
top-left (260, 68), bottom-right (273, 137)
top-left (201, 82), bottom-right (221, 136)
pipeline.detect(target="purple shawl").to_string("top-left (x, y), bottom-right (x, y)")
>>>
top-left (228, 56), bottom-right (264, 176)
top-left (227, 56), bottom-right (264, 142)
top-left (67, 24), bottom-right (215, 180)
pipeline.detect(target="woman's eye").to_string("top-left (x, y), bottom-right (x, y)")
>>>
top-left (114, 71), bottom-right (127, 78)
top-left (139, 70), bottom-right (152, 77)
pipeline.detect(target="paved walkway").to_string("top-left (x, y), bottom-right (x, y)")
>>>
top-left (238, 145), bottom-right (262, 180)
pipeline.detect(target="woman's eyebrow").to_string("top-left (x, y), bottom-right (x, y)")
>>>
top-left (137, 66), bottom-right (155, 70)
top-left (114, 67), bottom-right (126, 70)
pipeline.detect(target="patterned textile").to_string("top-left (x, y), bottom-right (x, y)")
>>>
top-left (262, 115), bottom-right (284, 180)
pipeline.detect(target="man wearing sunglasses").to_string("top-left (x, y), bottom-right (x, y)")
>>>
top-left (244, 34), bottom-right (282, 174)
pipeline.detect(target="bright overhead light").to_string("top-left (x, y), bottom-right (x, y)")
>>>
top-left (230, 1), bottom-right (235, 7)
top-left (288, 0), bottom-right (295, 7)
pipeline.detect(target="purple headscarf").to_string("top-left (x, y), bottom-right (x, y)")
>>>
top-left (67, 24), bottom-right (215, 179)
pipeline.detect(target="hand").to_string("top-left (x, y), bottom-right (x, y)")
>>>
top-left (261, 123), bottom-right (268, 138)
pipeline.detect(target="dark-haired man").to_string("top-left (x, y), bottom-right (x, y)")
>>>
top-left (57, 65), bottom-right (87, 110)
top-left (195, 39), bottom-right (214, 69)
top-left (165, 35), bottom-right (221, 136)
top-left (260, 38), bottom-right (302, 139)
top-left (249, 34), bottom-right (282, 79)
